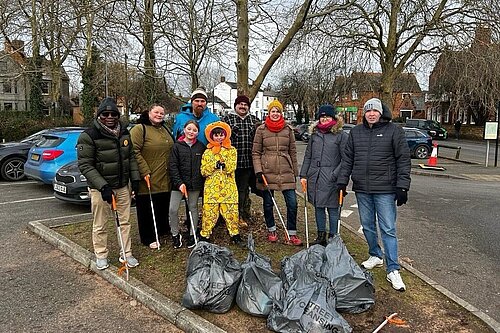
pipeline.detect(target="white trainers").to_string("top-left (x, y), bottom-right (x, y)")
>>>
top-left (387, 270), bottom-right (406, 292)
top-left (361, 256), bottom-right (384, 269)
top-left (95, 258), bottom-right (109, 270)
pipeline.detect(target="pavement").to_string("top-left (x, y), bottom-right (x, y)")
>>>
top-left (27, 157), bottom-right (500, 333)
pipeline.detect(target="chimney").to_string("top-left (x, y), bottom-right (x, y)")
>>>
top-left (220, 76), bottom-right (225, 83)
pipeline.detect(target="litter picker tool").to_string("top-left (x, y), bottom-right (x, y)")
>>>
top-left (144, 175), bottom-right (160, 250)
top-left (183, 192), bottom-right (198, 247)
top-left (111, 193), bottom-right (129, 281)
top-left (337, 189), bottom-right (344, 235)
top-left (261, 174), bottom-right (290, 242)
top-left (301, 180), bottom-right (309, 248)
top-left (372, 313), bottom-right (408, 332)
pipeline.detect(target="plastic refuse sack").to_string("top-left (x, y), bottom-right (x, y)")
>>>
top-left (267, 264), bottom-right (352, 333)
top-left (281, 244), bottom-right (325, 292)
top-left (181, 241), bottom-right (242, 313)
top-left (321, 235), bottom-right (375, 314)
top-left (236, 234), bottom-right (282, 317)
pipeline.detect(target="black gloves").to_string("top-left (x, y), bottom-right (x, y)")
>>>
top-left (256, 172), bottom-right (263, 183)
top-left (395, 188), bottom-right (408, 206)
top-left (337, 184), bottom-right (348, 196)
top-left (216, 161), bottom-right (226, 169)
top-left (131, 181), bottom-right (140, 194)
top-left (100, 185), bottom-right (113, 204)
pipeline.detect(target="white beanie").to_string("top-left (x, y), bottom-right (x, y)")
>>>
top-left (363, 98), bottom-right (383, 115)
top-left (191, 87), bottom-right (208, 101)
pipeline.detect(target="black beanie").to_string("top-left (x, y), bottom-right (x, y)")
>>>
top-left (97, 97), bottom-right (119, 117)
top-left (317, 104), bottom-right (336, 120)
top-left (234, 95), bottom-right (250, 108)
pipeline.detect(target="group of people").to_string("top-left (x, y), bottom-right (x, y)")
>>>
top-left (77, 89), bottom-right (411, 292)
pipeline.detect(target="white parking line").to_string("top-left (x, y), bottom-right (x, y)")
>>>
top-left (0, 196), bottom-right (56, 205)
top-left (0, 181), bottom-right (38, 186)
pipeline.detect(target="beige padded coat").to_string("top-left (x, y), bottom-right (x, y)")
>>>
top-left (252, 124), bottom-right (298, 191)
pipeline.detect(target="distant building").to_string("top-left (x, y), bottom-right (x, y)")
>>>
top-left (0, 39), bottom-right (70, 114)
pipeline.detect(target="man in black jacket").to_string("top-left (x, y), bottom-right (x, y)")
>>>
top-left (77, 97), bottom-right (141, 270)
top-left (337, 97), bottom-right (411, 292)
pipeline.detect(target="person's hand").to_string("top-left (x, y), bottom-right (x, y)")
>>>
top-left (337, 184), bottom-right (347, 197)
top-left (395, 188), bottom-right (408, 206)
top-left (300, 178), bottom-right (307, 193)
top-left (100, 185), bottom-right (113, 204)
top-left (131, 180), bottom-right (140, 195)
top-left (219, 162), bottom-right (226, 170)
top-left (179, 184), bottom-right (188, 197)
top-left (256, 172), bottom-right (263, 183)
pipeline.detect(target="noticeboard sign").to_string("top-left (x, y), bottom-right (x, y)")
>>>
top-left (484, 122), bottom-right (498, 140)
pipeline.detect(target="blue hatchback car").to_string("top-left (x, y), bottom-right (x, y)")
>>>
top-left (403, 127), bottom-right (433, 159)
top-left (24, 128), bottom-right (86, 184)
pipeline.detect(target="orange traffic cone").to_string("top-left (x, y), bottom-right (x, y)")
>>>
top-left (427, 142), bottom-right (438, 166)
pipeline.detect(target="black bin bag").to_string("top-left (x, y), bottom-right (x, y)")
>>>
top-left (267, 266), bottom-right (352, 333)
top-left (321, 235), bottom-right (375, 314)
top-left (181, 242), bottom-right (242, 313)
top-left (236, 234), bottom-right (282, 317)
top-left (281, 244), bottom-right (325, 292)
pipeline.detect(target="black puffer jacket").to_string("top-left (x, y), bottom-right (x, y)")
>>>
top-left (77, 119), bottom-right (140, 190)
top-left (337, 117), bottom-right (411, 193)
top-left (168, 140), bottom-right (206, 191)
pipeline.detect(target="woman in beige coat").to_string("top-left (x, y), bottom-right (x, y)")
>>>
top-left (252, 100), bottom-right (302, 245)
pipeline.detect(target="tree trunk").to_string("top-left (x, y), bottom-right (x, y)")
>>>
top-left (236, 0), bottom-right (249, 97)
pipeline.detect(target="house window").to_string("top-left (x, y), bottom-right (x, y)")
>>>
top-left (41, 81), bottom-right (50, 95)
top-left (4, 103), bottom-right (13, 111)
top-left (400, 110), bottom-right (412, 120)
top-left (0, 61), bottom-right (6, 72)
top-left (3, 81), bottom-right (11, 93)
top-left (351, 89), bottom-right (358, 100)
top-left (13, 81), bottom-right (18, 94)
top-left (255, 100), bottom-right (259, 108)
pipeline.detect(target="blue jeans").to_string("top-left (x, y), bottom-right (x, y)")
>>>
top-left (315, 207), bottom-right (339, 235)
top-left (262, 189), bottom-right (297, 235)
top-left (355, 192), bottom-right (400, 272)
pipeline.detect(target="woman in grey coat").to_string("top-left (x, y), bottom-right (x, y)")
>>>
top-left (299, 105), bottom-right (348, 245)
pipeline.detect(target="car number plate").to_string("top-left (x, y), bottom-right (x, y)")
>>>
top-left (54, 183), bottom-right (67, 194)
top-left (31, 154), bottom-right (40, 161)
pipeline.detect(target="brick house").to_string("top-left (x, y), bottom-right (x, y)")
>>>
top-left (335, 72), bottom-right (423, 124)
top-left (0, 39), bottom-right (70, 114)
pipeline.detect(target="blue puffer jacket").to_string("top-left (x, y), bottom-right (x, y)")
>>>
top-left (337, 118), bottom-right (411, 193)
top-left (172, 103), bottom-right (219, 145)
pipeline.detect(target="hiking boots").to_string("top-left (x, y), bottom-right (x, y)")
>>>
top-left (172, 234), bottom-right (183, 249)
top-left (267, 231), bottom-right (278, 242)
top-left (186, 235), bottom-right (196, 248)
top-left (96, 258), bottom-right (109, 270)
top-left (287, 235), bottom-right (303, 246)
top-left (198, 235), bottom-right (210, 243)
top-left (361, 256), bottom-right (384, 269)
top-left (231, 234), bottom-right (246, 248)
top-left (312, 231), bottom-right (327, 246)
top-left (119, 255), bottom-right (139, 268)
top-left (387, 270), bottom-right (406, 292)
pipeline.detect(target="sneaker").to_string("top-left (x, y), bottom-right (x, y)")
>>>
top-left (119, 255), bottom-right (139, 268)
top-left (361, 256), bottom-right (384, 269)
top-left (267, 231), bottom-right (278, 242)
top-left (172, 234), bottom-right (183, 249)
top-left (287, 235), bottom-right (303, 246)
top-left (198, 235), bottom-right (210, 243)
top-left (231, 234), bottom-right (246, 248)
top-left (96, 258), bottom-right (109, 270)
top-left (149, 242), bottom-right (159, 249)
top-left (186, 235), bottom-right (196, 249)
top-left (387, 270), bottom-right (406, 291)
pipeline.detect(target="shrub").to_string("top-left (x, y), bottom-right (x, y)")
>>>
top-left (0, 113), bottom-right (75, 142)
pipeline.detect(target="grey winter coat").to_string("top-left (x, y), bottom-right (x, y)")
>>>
top-left (299, 119), bottom-right (348, 208)
top-left (337, 117), bottom-right (411, 193)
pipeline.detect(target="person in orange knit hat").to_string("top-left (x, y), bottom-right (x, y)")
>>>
top-left (199, 121), bottom-right (244, 247)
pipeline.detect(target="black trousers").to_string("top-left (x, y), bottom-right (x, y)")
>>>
top-left (135, 192), bottom-right (171, 245)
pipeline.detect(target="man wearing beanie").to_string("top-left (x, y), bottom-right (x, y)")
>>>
top-left (222, 95), bottom-right (261, 227)
top-left (337, 97), bottom-right (411, 292)
top-left (77, 97), bottom-right (141, 270)
top-left (173, 87), bottom-right (219, 145)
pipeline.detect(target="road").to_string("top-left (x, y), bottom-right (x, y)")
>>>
top-left (295, 139), bottom-right (500, 323)
top-left (438, 138), bottom-right (499, 165)
top-left (0, 180), bottom-right (181, 332)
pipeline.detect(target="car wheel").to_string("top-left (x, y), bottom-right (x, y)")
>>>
top-left (415, 145), bottom-right (430, 159)
top-left (0, 156), bottom-right (27, 181)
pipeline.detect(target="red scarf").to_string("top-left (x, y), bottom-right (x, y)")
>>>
top-left (265, 116), bottom-right (285, 133)
top-left (317, 119), bottom-right (337, 133)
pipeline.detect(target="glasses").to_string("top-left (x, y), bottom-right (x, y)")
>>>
top-left (100, 112), bottom-right (120, 118)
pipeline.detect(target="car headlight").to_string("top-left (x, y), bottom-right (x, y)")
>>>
top-left (79, 174), bottom-right (87, 182)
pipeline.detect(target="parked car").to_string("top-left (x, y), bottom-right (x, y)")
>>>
top-left (24, 128), bottom-right (86, 184)
top-left (293, 123), bottom-right (310, 141)
top-left (403, 127), bottom-right (433, 159)
top-left (405, 119), bottom-right (448, 140)
top-left (342, 123), bottom-right (355, 134)
top-left (53, 160), bottom-right (90, 204)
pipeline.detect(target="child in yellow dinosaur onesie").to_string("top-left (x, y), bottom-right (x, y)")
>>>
top-left (199, 121), bottom-right (244, 247)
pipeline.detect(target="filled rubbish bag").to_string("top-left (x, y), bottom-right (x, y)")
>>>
top-left (181, 241), bottom-right (242, 313)
top-left (267, 266), bottom-right (352, 333)
top-left (321, 235), bottom-right (375, 314)
top-left (281, 245), bottom-right (325, 292)
top-left (236, 234), bottom-right (282, 317)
